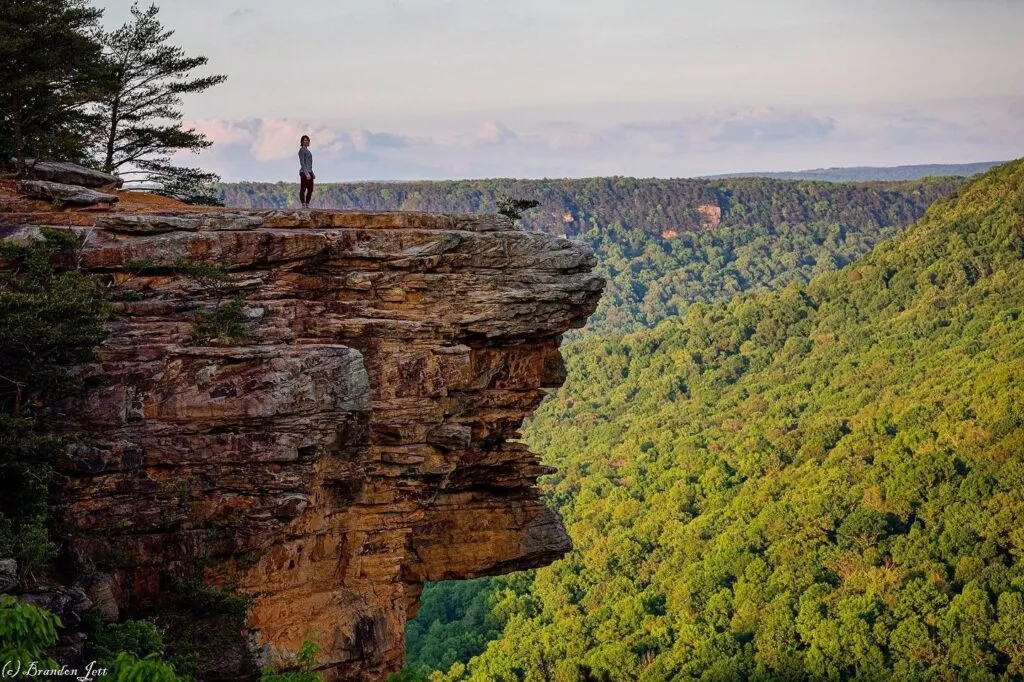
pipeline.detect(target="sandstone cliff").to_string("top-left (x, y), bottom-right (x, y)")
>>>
top-left (0, 193), bottom-right (603, 680)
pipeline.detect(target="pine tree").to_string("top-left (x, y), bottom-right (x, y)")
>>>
top-left (97, 2), bottom-right (226, 202)
top-left (0, 0), bottom-right (111, 173)
top-left (496, 194), bottom-right (540, 221)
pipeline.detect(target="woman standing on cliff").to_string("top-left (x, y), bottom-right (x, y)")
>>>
top-left (298, 135), bottom-right (314, 209)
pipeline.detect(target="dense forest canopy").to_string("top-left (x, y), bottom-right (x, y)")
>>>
top-left (398, 160), bottom-right (1024, 680)
top-left (220, 177), bottom-right (961, 334)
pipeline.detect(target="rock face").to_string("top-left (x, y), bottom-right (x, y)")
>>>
top-left (1, 205), bottom-right (602, 680)
top-left (696, 202), bottom-right (721, 228)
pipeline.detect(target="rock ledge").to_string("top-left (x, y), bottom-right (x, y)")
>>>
top-left (0, 200), bottom-right (603, 681)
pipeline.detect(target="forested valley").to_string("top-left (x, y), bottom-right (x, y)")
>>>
top-left (385, 158), bottom-right (1024, 680)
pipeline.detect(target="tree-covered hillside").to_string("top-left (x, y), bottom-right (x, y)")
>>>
top-left (406, 160), bottom-right (1024, 681)
top-left (220, 177), bottom-right (961, 334)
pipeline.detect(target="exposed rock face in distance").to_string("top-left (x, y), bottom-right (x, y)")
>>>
top-left (696, 202), bottom-right (722, 228)
top-left (13, 159), bottom-right (123, 189)
top-left (17, 180), bottom-right (118, 206)
top-left (1, 206), bottom-right (603, 680)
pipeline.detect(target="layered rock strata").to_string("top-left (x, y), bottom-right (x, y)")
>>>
top-left (0, 206), bottom-right (602, 680)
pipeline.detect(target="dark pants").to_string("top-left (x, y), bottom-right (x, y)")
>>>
top-left (299, 173), bottom-right (314, 205)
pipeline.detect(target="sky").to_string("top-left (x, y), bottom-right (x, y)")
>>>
top-left (95, 0), bottom-right (1024, 182)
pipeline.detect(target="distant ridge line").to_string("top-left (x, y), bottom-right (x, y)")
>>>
top-left (706, 161), bottom-right (1005, 182)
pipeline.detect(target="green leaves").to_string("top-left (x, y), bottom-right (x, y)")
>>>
top-left (417, 161), bottom-right (1024, 679)
top-left (0, 0), bottom-right (110, 167)
top-left (0, 228), bottom-right (107, 573)
top-left (0, 595), bottom-right (61, 670)
top-left (105, 653), bottom-right (182, 682)
top-left (192, 293), bottom-right (248, 344)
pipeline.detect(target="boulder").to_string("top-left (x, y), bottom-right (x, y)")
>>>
top-left (0, 558), bottom-right (16, 593)
top-left (17, 180), bottom-right (119, 206)
top-left (19, 586), bottom-right (92, 629)
top-left (13, 159), bottom-right (122, 189)
top-left (47, 632), bottom-right (88, 667)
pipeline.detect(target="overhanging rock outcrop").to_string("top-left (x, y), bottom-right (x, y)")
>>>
top-left (1, 205), bottom-right (603, 680)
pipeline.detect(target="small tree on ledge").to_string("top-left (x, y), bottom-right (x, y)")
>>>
top-left (496, 193), bottom-right (540, 222)
top-left (96, 2), bottom-right (225, 203)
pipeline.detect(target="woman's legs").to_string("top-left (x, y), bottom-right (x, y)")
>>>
top-left (299, 174), bottom-right (314, 206)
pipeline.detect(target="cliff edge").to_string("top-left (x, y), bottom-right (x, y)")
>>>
top-left (0, 185), bottom-right (603, 679)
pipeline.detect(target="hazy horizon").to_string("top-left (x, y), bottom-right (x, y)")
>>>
top-left (212, 160), bottom-right (1006, 185)
top-left (96, 0), bottom-right (1024, 182)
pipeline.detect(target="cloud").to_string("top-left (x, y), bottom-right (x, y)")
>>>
top-left (190, 118), bottom-right (255, 147)
top-left (188, 118), bottom-right (413, 162)
top-left (182, 101), bottom-right (1024, 182)
top-left (839, 108), bottom-right (985, 152)
top-left (611, 109), bottom-right (838, 151)
top-left (474, 121), bottom-right (517, 146)
top-left (384, 0), bottom-right (540, 34)
top-left (189, 118), bottom-right (314, 161)
top-left (182, 117), bottom-right (431, 180)
top-left (249, 119), bottom-right (314, 160)
top-left (352, 130), bottom-right (412, 151)
top-left (712, 109), bottom-right (837, 143)
top-left (227, 8), bottom-right (255, 20)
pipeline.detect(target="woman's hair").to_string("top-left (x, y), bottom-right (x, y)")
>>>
top-left (300, 135), bottom-right (310, 145)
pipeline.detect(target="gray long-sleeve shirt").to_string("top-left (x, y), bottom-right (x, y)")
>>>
top-left (299, 147), bottom-right (313, 175)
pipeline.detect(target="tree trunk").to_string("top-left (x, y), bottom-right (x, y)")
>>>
top-left (13, 92), bottom-right (26, 177)
top-left (104, 95), bottom-right (120, 173)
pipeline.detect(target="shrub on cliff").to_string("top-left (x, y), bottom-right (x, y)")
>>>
top-left (80, 610), bottom-right (190, 682)
top-left (0, 229), bottom-right (107, 573)
top-left (1, 597), bottom-right (183, 681)
top-left (261, 639), bottom-right (325, 682)
top-left (496, 194), bottom-right (540, 221)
